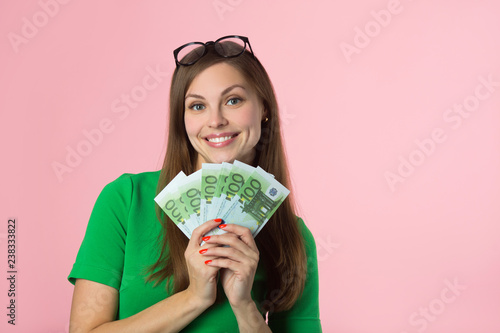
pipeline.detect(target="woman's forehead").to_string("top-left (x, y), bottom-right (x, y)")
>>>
top-left (186, 63), bottom-right (253, 96)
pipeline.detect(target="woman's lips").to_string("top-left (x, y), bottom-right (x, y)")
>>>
top-left (204, 132), bottom-right (239, 148)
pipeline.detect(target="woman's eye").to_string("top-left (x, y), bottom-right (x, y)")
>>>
top-left (190, 104), bottom-right (205, 111)
top-left (226, 98), bottom-right (241, 106)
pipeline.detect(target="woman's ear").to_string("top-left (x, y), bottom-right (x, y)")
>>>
top-left (262, 108), bottom-right (269, 123)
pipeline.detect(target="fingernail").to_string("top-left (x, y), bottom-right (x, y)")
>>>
top-left (214, 218), bottom-right (223, 223)
top-left (202, 236), bottom-right (210, 242)
top-left (205, 260), bottom-right (212, 265)
top-left (199, 249), bottom-right (207, 254)
top-left (218, 224), bottom-right (227, 229)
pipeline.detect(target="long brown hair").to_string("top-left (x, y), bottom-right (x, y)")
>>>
top-left (147, 41), bottom-right (307, 312)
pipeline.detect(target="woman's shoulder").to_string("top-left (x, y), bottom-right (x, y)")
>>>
top-left (96, 170), bottom-right (161, 202)
top-left (102, 170), bottom-right (161, 190)
top-left (295, 216), bottom-right (318, 252)
top-left (108, 170), bottom-right (161, 184)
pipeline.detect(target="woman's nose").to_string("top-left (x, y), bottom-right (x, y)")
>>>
top-left (207, 108), bottom-right (228, 128)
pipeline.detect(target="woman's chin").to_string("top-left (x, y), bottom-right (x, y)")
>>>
top-left (200, 150), bottom-right (255, 166)
top-left (210, 156), bottom-right (236, 164)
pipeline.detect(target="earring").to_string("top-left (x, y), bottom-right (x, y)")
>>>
top-left (264, 117), bottom-right (269, 123)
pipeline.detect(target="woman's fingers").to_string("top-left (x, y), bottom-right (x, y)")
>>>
top-left (199, 224), bottom-right (259, 267)
top-left (199, 245), bottom-right (242, 262)
top-left (219, 223), bottom-right (257, 248)
top-left (189, 221), bottom-right (260, 275)
top-left (185, 219), bottom-right (224, 269)
top-left (203, 224), bottom-right (258, 253)
top-left (188, 218), bottom-right (223, 248)
top-left (204, 258), bottom-right (256, 277)
top-left (200, 245), bottom-right (258, 267)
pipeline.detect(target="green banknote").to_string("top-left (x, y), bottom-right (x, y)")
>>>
top-left (154, 171), bottom-right (192, 238)
top-left (221, 166), bottom-right (290, 237)
top-left (212, 160), bottom-right (255, 220)
top-left (155, 162), bottom-right (290, 240)
top-left (209, 162), bottom-right (232, 220)
top-left (200, 163), bottom-right (221, 223)
top-left (178, 169), bottom-right (202, 229)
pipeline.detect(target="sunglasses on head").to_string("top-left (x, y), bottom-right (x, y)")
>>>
top-left (173, 35), bottom-right (255, 67)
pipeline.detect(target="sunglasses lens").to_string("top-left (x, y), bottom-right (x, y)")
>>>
top-left (215, 37), bottom-right (246, 57)
top-left (177, 43), bottom-right (206, 65)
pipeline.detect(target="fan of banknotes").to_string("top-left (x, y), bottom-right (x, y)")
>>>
top-left (154, 160), bottom-right (290, 239)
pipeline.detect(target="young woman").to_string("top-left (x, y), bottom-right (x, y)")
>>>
top-left (68, 35), bottom-right (321, 332)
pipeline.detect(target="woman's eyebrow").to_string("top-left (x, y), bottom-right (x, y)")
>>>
top-left (185, 93), bottom-right (205, 100)
top-left (185, 84), bottom-right (246, 101)
top-left (221, 84), bottom-right (246, 96)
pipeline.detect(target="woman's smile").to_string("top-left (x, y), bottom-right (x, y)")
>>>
top-left (203, 132), bottom-right (239, 146)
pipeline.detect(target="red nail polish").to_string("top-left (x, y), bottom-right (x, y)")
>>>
top-left (205, 260), bottom-right (212, 265)
top-left (214, 218), bottom-right (222, 223)
top-left (202, 236), bottom-right (210, 242)
top-left (199, 249), bottom-right (207, 254)
top-left (218, 224), bottom-right (227, 229)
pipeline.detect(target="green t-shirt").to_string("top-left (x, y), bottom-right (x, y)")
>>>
top-left (68, 171), bottom-right (321, 332)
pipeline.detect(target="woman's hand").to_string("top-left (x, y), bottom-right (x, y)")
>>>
top-left (184, 219), bottom-right (223, 309)
top-left (199, 223), bottom-right (260, 309)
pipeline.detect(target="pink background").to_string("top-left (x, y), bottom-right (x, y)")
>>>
top-left (1, 0), bottom-right (500, 332)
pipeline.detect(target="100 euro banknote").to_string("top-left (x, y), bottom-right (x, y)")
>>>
top-left (206, 166), bottom-right (289, 237)
top-left (153, 171), bottom-right (192, 238)
top-left (155, 161), bottom-right (289, 239)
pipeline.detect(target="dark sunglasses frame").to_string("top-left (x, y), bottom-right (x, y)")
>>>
top-left (173, 35), bottom-right (255, 67)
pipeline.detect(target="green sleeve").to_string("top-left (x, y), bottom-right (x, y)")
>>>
top-left (67, 174), bottom-right (133, 290)
top-left (267, 218), bottom-right (322, 332)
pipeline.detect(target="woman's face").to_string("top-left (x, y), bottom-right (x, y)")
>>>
top-left (184, 62), bottom-right (266, 169)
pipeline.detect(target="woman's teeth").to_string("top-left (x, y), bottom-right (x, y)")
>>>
top-left (207, 136), bottom-right (234, 143)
